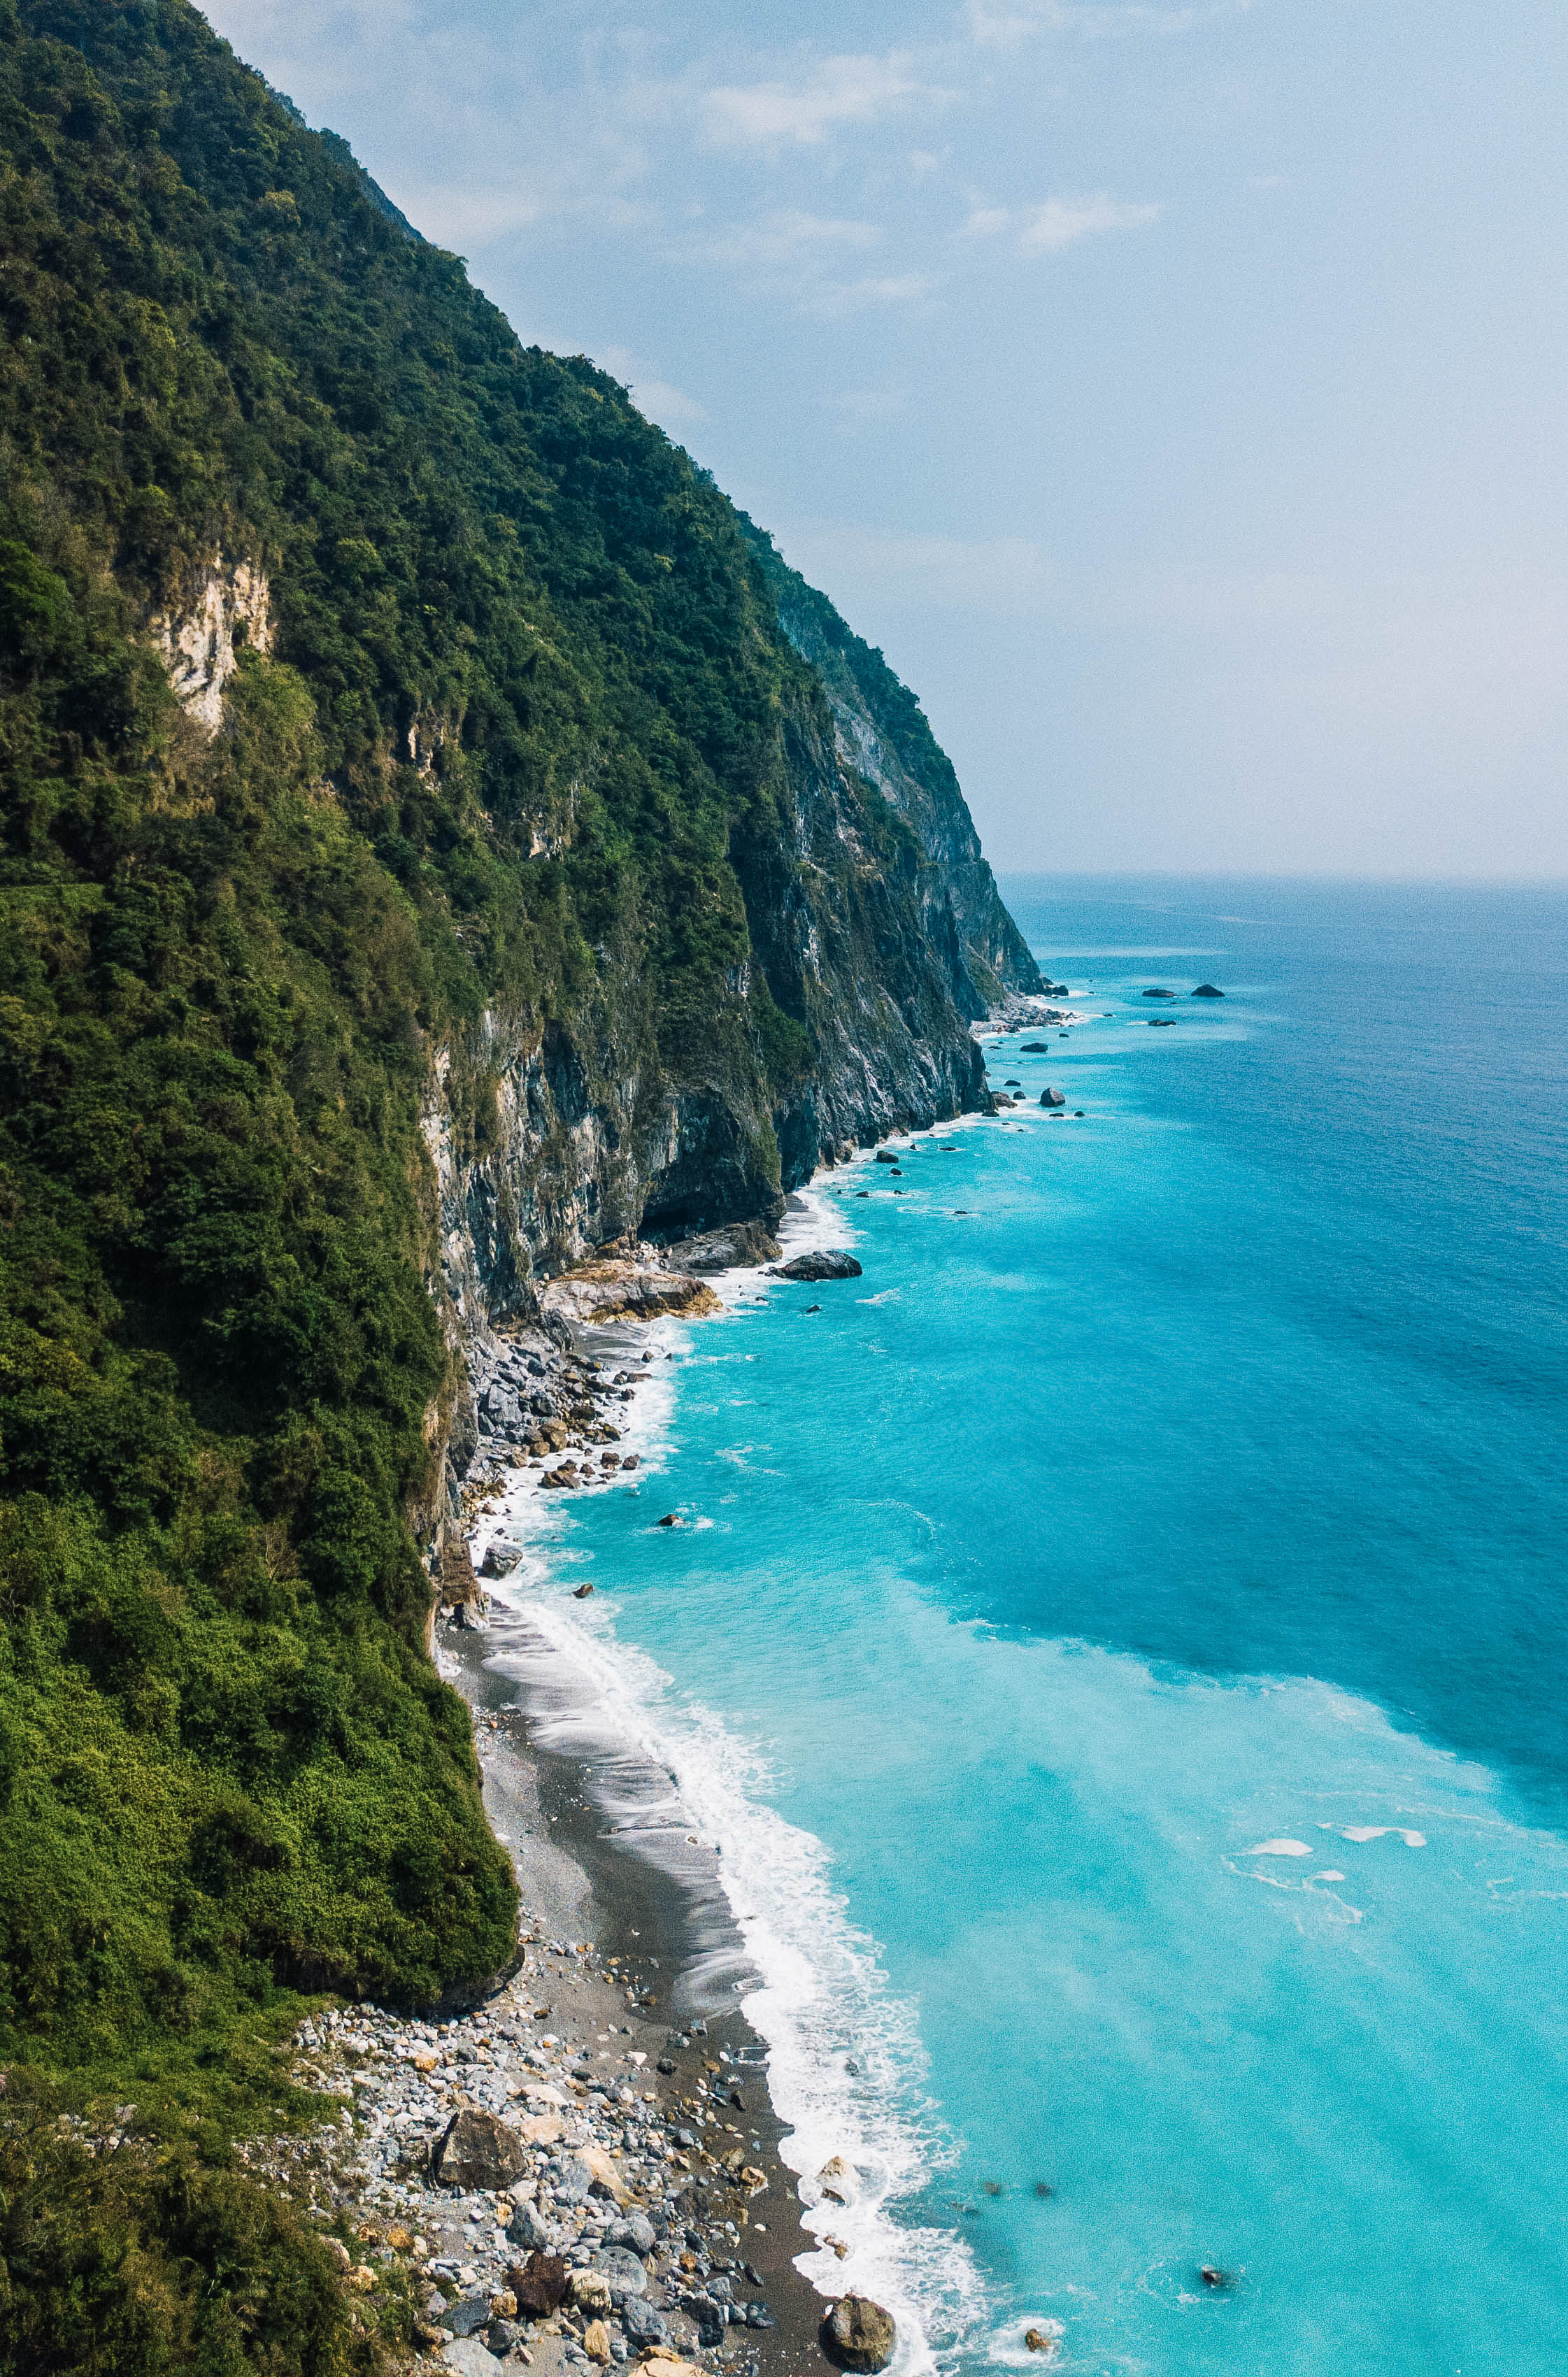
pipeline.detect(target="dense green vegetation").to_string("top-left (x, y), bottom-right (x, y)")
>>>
top-left (0, 1), bottom-right (1006, 2357)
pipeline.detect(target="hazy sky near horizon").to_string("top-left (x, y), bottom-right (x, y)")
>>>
top-left (204, 0), bottom-right (1568, 878)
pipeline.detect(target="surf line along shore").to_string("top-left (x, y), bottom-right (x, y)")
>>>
top-left (402, 1194), bottom-right (903, 2377)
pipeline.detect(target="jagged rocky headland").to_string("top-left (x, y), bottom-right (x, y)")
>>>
top-left (0, 3), bottom-right (1039, 2369)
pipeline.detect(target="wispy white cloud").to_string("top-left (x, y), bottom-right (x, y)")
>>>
top-left (594, 345), bottom-right (708, 430)
top-left (963, 194), bottom-right (1162, 252)
top-left (701, 52), bottom-right (943, 148)
top-left (825, 389), bottom-right (909, 423)
top-left (696, 210), bottom-right (882, 268)
top-left (776, 522), bottom-right (1054, 614)
top-left (1019, 194), bottom-right (1162, 250)
top-left (806, 274), bottom-right (940, 319)
top-left (966, 0), bottom-right (1254, 45)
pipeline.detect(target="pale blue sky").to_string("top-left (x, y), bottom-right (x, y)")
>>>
top-left (205, 0), bottom-right (1568, 876)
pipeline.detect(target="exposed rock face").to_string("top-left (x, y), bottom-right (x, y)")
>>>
top-left (742, 524), bottom-right (1041, 1014)
top-left (431, 2108), bottom-right (527, 2191)
top-left (820, 2295), bottom-right (897, 2374)
top-left (535, 1259), bottom-right (723, 1331)
top-left (151, 550), bottom-right (271, 731)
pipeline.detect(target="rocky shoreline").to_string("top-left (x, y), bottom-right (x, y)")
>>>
top-left (273, 1034), bottom-right (1080, 2377)
top-left (253, 1201), bottom-right (906, 2377)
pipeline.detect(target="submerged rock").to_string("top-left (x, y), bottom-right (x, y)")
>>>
top-left (820, 2294), bottom-right (897, 2373)
top-left (770, 1250), bottom-right (863, 1281)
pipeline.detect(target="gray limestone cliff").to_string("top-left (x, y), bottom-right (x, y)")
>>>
top-left (738, 516), bottom-right (1043, 1015)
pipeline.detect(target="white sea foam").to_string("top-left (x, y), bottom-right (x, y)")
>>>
top-left (464, 1171), bottom-right (990, 2376)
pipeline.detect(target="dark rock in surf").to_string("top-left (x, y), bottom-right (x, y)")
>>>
top-left (1192, 983), bottom-right (1225, 997)
top-left (820, 2295), bottom-right (897, 2373)
top-left (1039, 1087), bottom-right (1065, 1108)
top-left (770, 1250), bottom-right (862, 1281)
top-left (1141, 987), bottom-right (1176, 999)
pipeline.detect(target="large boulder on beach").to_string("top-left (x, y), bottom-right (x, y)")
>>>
top-left (433, 2108), bottom-right (527, 2191)
top-left (770, 1250), bottom-right (863, 1282)
top-left (820, 2295), bottom-right (897, 2373)
top-left (590, 2245), bottom-right (647, 2297)
top-left (508, 2251), bottom-right (571, 2315)
top-left (441, 2341), bottom-right (501, 2377)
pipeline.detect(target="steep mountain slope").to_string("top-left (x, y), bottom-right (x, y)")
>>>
top-left (0, 0), bottom-right (1036, 2357)
top-left (740, 518), bottom-right (1042, 1014)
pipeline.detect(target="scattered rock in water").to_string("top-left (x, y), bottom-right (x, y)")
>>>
top-left (1141, 987), bottom-right (1177, 999)
top-left (874, 1150), bottom-right (899, 1166)
top-left (820, 2294), bottom-right (897, 2374)
top-left (804, 1302), bottom-right (822, 1313)
top-left (573, 1581), bottom-right (594, 1599)
top-left (1004, 1078), bottom-right (1022, 1087)
top-left (1024, 2329), bottom-right (1057, 2355)
top-left (855, 1190), bottom-right (870, 1198)
top-left (1033, 2180), bottom-right (1054, 2197)
top-left (1192, 983), bottom-right (1225, 997)
top-left (770, 1250), bottom-right (863, 1281)
top-left (1148, 1018), bottom-right (1176, 1027)
top-left (1019, 1041), bottom-right (1050, 1052)
top-left (432, 2108), bottom-right (527, 2192)
top-left (1199, 2265), bottom-right (1235, 2290)
top-left (657, 1513), bottom-right (682, 1528)
top-left (479, 1544), bottom-right (519, 1578)
top-left (1039, 1087), bottom-right (1065, 1108)
top-left (622, 1452), bottom-right (640, 1469)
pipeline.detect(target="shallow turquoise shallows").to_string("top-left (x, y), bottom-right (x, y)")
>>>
top-left (508, 878), bottom-right (1568, 2375)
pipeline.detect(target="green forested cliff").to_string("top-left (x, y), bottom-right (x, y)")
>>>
top-left (0, 1), bottom-right (1034, 2360)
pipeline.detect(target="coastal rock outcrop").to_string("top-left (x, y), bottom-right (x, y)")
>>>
top-left (664, 1220), bottom-right (783, 1272)
top-left (820, 2295), bottom-right (897, 2374)
top-left (770, 1250), bottom-right (864, 1282)
top-left (1192, 983), bottom-right (1225, 997)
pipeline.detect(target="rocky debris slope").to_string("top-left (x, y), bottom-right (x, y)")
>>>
top-left (247, 1922), bottom-right (829, 2377)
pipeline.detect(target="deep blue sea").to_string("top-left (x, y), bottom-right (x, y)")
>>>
top-left (478, 878), bottom-right (1568, 2376)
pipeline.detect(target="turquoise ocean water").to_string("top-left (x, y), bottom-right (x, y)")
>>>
top-left (479, 879), bottom-right (1568, 2376)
